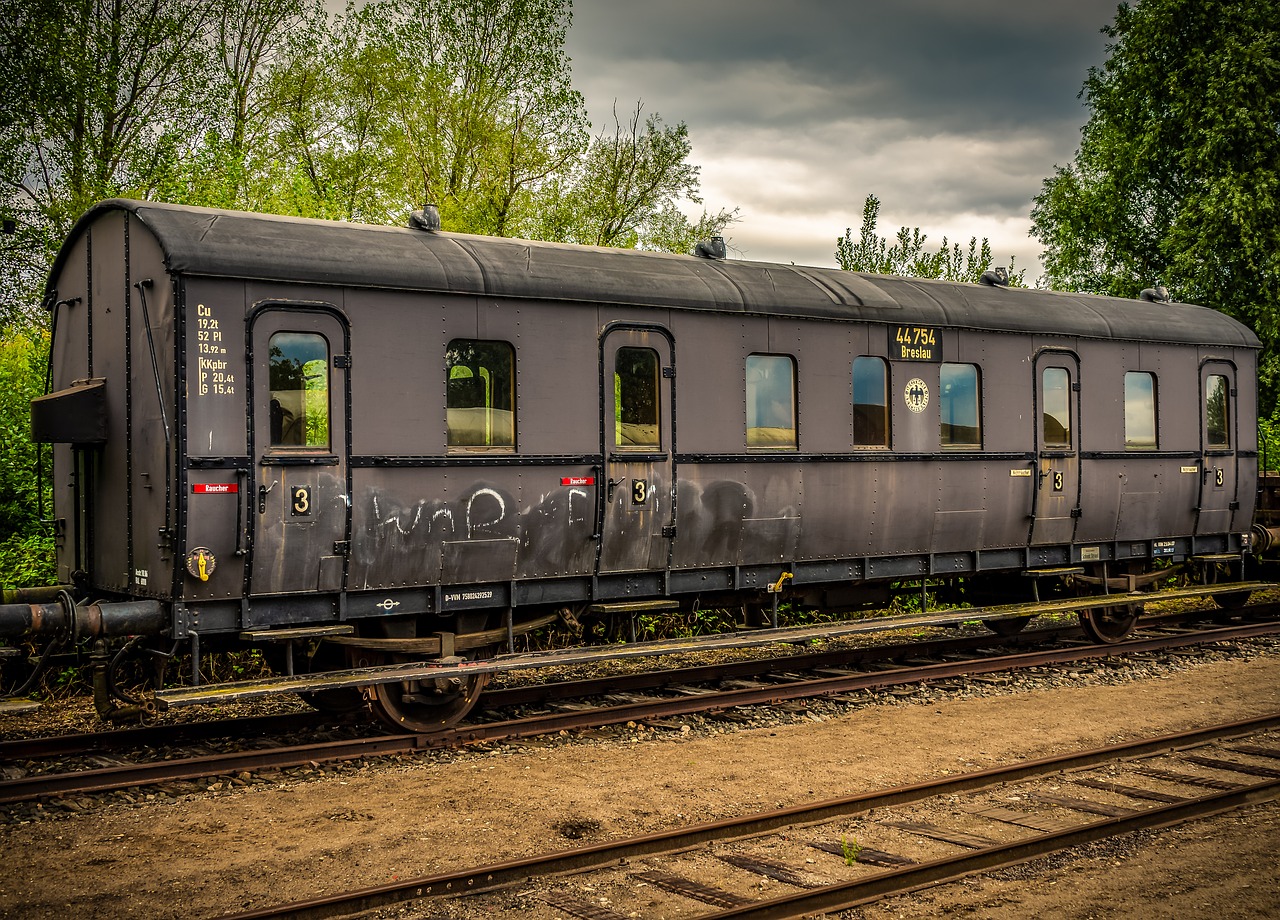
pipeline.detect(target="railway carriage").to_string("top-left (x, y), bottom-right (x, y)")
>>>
top-left (1, 199), bottom-right (1262, 729)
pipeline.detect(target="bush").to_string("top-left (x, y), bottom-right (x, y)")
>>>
top-left (0, 328), bottom-right (56, 588)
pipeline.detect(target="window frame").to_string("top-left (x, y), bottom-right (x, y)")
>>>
top-left (1041, 366), bottom-right (1072, 449)
top-left (1204, 374), bottom-right (1230, 449)
top-left (1123, 371), bottom-right (1158, 450)
top-left (266, 330), bottom-right (331, 451)
top-left (852, 355), bottom-right (889, 448)
top-left (745, 353), bottom-right (798, 450)
top-left (939, 362), bottom-right (982, 449)
top-left (446, 338), bottom-right (517, 452)
top-left (614, 345), bottom-right (662, 451)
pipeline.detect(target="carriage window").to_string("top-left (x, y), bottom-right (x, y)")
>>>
top-left (268, 332), bottom-right (329, 448)
top-left (615, 347), bottom-right (660, 448)
top-left (940, 363), bottom-right (981, 447)
top-left (1042, 367), bottom-right (1071, 447)
top-left (1205, 375), bottom-right (1230, 448)
top-left (853, 356), bottom-right (888, 447)
top-left (446, 339), bottom-right (515, 449)
top-left (746, 354), bottom-right (797, 449)
top-left (1124, 371), bottom-right (1158, 449)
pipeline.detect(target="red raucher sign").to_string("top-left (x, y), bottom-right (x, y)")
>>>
top-left (560, 476), bottom-right (595, 486)
top-left (192, 483), bottom-right (238, 494)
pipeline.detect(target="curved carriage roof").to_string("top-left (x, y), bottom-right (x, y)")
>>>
top-left (56, 199), bottom-right (1259, 348)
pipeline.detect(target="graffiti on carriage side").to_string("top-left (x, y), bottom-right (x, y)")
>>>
top-left (350, 481), bottom-right (596, 588)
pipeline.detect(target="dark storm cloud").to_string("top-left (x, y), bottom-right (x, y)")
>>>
top-left (566, 0), bottom-right (1123, 273)
top-left (569, 0), bottom-right (1115, 129)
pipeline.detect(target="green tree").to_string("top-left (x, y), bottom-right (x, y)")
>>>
top-left (1030, 0), bottom-right (1280, 408)
top-left (0, 329), bottom-right (55, 587)
top-left (531, 102), bottom-right (737, 252)
top-left (364, 0), bottom-right (589, 234)
top-left (837, 194), bottom-right (1025, 284)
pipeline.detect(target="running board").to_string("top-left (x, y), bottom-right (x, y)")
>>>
top-left (154, 581), bottom-right (1271, 710)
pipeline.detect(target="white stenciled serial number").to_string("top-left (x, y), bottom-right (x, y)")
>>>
top-left (445, 589), bottom-right (495, 603)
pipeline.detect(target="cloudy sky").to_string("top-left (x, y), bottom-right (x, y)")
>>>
top-left (564, 0), bottom-right (1123, 279)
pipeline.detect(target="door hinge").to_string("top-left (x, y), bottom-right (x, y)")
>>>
top-left (333, 354), bottom-right (350, 369)
top-left (662, 366), bottom-right (675, 379)
top-left (332, 540), bottom-right (350, 556)
top-left (661, 524), bottom-right (677, 538)
top-left (1070, 508), bottom-right (1083, 518)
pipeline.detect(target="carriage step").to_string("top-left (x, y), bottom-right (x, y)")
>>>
top-left (239, 624), bottom-right (355, 642)
top-left (1193, 553), bottom-right (1241, 562)
top-left (586, 600), bottom-right (680, 615)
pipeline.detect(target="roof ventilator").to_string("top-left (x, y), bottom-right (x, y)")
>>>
top-left (978, 266), bottom-right (1010, 286)
top-left (409, 204), bottom-right (441, 232)
top-left (1139, 285), bottom-right (1170, 303)
top-left (694, 235), bottom-right (727, 260)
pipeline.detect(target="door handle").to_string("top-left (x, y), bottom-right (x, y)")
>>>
top-left (258, 479), bottom-right (277, 514)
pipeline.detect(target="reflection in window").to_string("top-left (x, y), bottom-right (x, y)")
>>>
top-left (1205, 375), bottom-right (1230, 448)
top-left (615, 347), bottom-right (660, 448)
top-left (1042, 367), bottom-right (1071, 447)
top-left (746, 354), bottom-right (796, 449)
top-left (446, 339), bottom-right (515, 448)
top-left (940, 363), bottom-right (981, 447)
top-left (853, 356), bottom-right (888, 447)
top-left (1124, 372), bottom-right (1158, 449)
top-left (269, 332), bottom-right (329, 448)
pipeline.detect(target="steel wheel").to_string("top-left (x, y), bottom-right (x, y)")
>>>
top-left (1078, 604), bottom-right (1140, 643)
top-left (365, 656), bottom-right (489, 733)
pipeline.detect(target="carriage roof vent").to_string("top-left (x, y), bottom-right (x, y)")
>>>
top-left (409, 204), bottom-right (441, 232)
top-left (1139, 285), bottom-right (1170, 303)
top-left (978, 267), bottom-right (1009, 287)
top-left (694, 235), bottom-right (727, 260)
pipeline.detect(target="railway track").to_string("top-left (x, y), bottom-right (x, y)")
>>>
top-left (218, 712), bottom-right (1280, 920)
top-left (3, 611), bottom-right (1277, 807)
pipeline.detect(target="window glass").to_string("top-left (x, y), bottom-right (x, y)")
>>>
top-left (1042, 367), bottom-right (1071, 447)
top-left (746, 354), bottom-right (796, 449)
top-left (268, 332), bottom-right (329, 448)
top-left (853, 356), bottom-right (888, 447)
top-left (446, 339), bottom-right (515, 448)
top-left (940, 363), bottom-right (981, 447)
top-left (1124, 371), bottom-right (1157, 449)
top-left (615, 347), bottom-right (660, 448)
top-left (1205, 374), bottom-right (1230, 448)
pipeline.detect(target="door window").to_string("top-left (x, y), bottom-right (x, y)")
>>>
top-left (615, 347), bottom-right (660, 448)
top-left (268, 331), bottom-right (329, 448)
top-left (1042, 367), bottom-right (1072, 447)
top-left (1205, 374), bottom-right (1230, 448)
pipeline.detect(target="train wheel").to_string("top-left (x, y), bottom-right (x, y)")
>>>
top-left (366, 656), bottom-right (489, 733)
top-left (1211, 589), bottom-right (1253, 612)
top-left (262, 642), bottom-right (367, 717)
top-left (1078, 604), bottom-right (1140, 643)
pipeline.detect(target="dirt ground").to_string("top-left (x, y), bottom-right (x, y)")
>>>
top-left (2, 653), bottom-right (1279, 919)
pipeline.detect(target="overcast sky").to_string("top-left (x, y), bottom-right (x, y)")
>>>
top-left (564, 0), bottom-right (1123, 279)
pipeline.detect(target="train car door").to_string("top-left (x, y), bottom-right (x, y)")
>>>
top-left (1030, 352), bottom-right (1081, 545)
top-left (598, 326), bottom-right (675, 573)
top-left (1197, 361), bottom-right (1240, 535)
top-left (249, 307), bottom-right (350, 596)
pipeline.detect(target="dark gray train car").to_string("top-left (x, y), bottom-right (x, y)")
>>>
top-left (14, 199), bottom-right (1261, 728)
